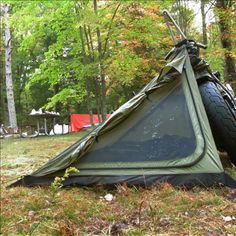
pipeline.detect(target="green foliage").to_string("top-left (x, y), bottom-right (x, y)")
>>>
top-left (3, 0), bottom-right (235, 126)
top-left (3, 0), bottom-right (175, 124)
top-left (105, 1), bottom-right (173, 109)
top-left (45, 86), bottom-right (86, 110)
top-left (51, 167), bottom-right (80, 191)
top-left (50, 167), bottom-right (80, 202)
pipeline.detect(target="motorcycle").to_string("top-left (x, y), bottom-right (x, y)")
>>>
top-left (163, 10), bottom-right (236, 165)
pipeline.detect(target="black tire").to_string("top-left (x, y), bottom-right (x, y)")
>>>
top-left (198, 81), bottom-right (236, 165)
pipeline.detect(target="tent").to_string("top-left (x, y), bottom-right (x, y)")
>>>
top-left (70, 114), bottom-right (101, 132)
top-left (70, 114), bottom-right (111, 132)
top-left (11, 48), bottom-right (236, 188)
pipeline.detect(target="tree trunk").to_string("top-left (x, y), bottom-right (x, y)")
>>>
top-left (88, 26), bottom-right (102, 123)
top-left (84, 24), bottom-right (102, 123)
top-left (93, 0), bottom-right (120, 122)
top-left (0, 32), bottom-right (7, 124)
top-left (215, 0), bottom-right (236, 93)
top-left (79, 26), bottom-right (94, 126)
top-left (2, 4), bottom-right (18, 132)
top-left (86, 97), bottom-right (94, 127)
top-left (0, 62), bottom-right (7, 125)
top-left (94, 79), bottom-right (101, 124)
top-left (175, 0), bottom-right (187, 37)
top-left (93, 0), bottom-right (107, 122)
top-left (201, 0), bottom-right (208, 45)
top-left (0, 6), bottom-right (7, 125)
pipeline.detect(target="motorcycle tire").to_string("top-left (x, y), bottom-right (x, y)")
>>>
top-left (198, 80), bottom-right (236, 165)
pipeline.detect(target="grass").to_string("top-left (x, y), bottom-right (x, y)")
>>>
top-left (1, 132), bottom-right (236, 235)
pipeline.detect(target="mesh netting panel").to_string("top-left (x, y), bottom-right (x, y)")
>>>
top-left (79, 80), bottom-right (196, 165)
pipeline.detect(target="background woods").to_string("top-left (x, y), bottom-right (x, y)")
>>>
top-left (0, 0), bottom-right (235, 130)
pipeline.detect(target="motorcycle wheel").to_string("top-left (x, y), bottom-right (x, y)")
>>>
top-left (198, 80), bottom-right (236, 165)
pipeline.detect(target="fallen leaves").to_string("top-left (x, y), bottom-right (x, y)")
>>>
top-left (1, 137), bottom-right (236, 235)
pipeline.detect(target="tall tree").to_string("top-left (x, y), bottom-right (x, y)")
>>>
top-left (172, 0), bottom-right (193, 37)
top-left (79, 25), bottom-right (94, 126)
top-left (0, 9), bottom-right (7, 125)
top-left (5, 1), bottom-right (173, 126)
top-left (215, 0), bottom-right (236, 92)
top-left (93, 0), bottom-right (121, 121)
top-left (201, 0), bottom-right (208, 45)
top-left (2, 4), bottom-right (18, 132)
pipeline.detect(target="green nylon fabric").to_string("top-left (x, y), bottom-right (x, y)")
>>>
top-left (31, 48), bottom-right (223, 177)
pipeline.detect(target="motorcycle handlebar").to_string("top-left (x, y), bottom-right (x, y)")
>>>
top-left (162, 10), bottom-right (207, 60)
top-left (165, 39), bottom-right (207, 60)
top-left (195, 42), bottom-right (207, 49)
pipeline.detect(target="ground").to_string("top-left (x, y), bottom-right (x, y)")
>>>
top-left (1, 132), bottom-right (236, 235)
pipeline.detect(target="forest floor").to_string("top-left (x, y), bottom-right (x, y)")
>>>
top-left (1, 132), bottom-right (236, 235)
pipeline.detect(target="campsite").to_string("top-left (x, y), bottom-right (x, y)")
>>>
top-left (1, 134), bottom-right (236, 235)
top-left (1, 0), bottom-right (236, 235)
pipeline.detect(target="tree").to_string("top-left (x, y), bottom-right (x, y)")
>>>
top-left (106, 1), bottom-right (172, 104)
top-left (215, 0), bottom-right (236, 92)
top-left (1, 3), bottom-right (18, 132)
top-left (171, 0), bottom-right (194, 37)
top-left (0, 10), bottom-right (7, 125)
top-left (201, 0), bottom-right (208, 45)
top-left (11, 1), bottom-right (86, 122)
top-left (2, 0), bottom-right (174, 127)
top-left (93, 0), bottom-right (121, 121)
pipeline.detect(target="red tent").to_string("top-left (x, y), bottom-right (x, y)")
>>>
top-left (70, 114), bottom-right (102, 132)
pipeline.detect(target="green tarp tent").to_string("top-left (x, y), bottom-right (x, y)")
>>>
top-left (11, 48), bottom-right (236, 188)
